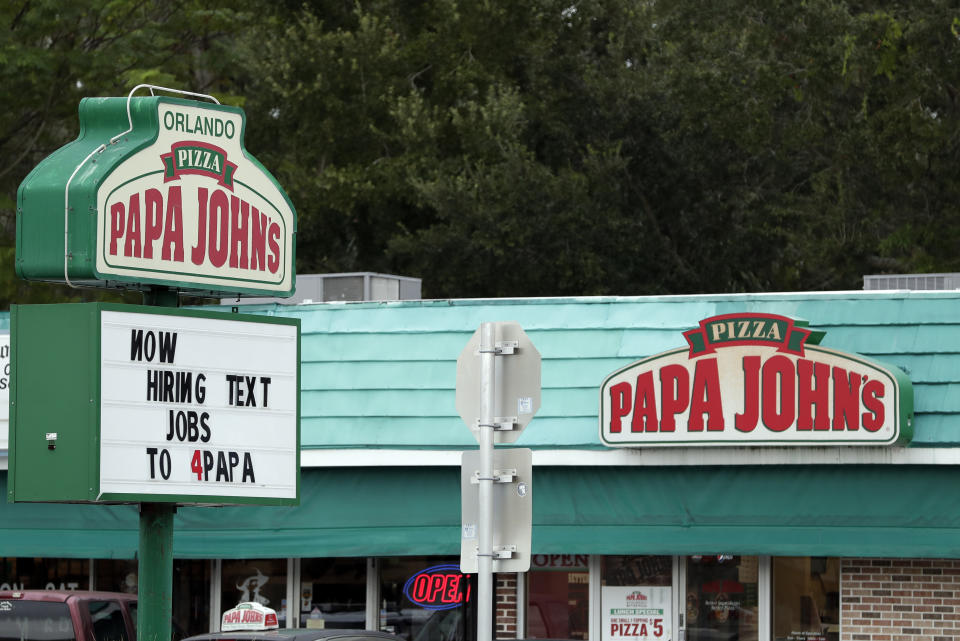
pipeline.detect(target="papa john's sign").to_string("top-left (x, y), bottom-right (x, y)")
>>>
top-left (17, 95), bottom-right (295, 297)
top-left (599, 313), bottom-right (913, 447)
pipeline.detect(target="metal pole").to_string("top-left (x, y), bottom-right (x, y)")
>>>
top-left (139, 287), bottom-right (177, 641)
top-left (138, 503), bottom-right (174, 641)
top-left (477, 322), bottom-right (496, 641)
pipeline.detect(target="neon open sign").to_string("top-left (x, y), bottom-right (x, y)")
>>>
top-left (403, 565), bottom-right (472, 611)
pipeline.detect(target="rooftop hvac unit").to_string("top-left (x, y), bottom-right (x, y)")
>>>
top-left (222, 272), bottom-right (422, 305)
top-left (863, 273), bottom-right (960, 291)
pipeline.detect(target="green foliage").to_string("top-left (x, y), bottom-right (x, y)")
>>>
top-left (0, 0), bottom-right (255, 307)
top-left (2, 0), bottom-right (960, 303)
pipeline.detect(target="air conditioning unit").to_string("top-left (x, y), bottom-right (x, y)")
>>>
top-left (863, 273), bottom-right (960, 291)
top-left (222, 273), bottom-right (422, 305)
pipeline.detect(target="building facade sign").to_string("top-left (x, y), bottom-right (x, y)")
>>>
top-left (600, 313), bottom-right (913, 447)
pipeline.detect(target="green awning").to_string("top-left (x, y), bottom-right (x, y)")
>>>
top-left (4, 464), bottom-right (960, 559)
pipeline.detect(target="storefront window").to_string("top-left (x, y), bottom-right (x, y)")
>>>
top-left (601, 556), bottom-right (672, 641)
top-left (299, 558), bottom-right (366, 629)
top-left (685, 555), bottom-right (758, 641)
top-left (379, 557), bottom-right (474, 641)
top-left (0, 558), bottom-right (89, 591)
top-left (527, 555), bottom-right (590, 640)
top-left (772, 557), bottom-right (839, 641)
top-left (221, 559), bottom-right (287, 627)
top-left (95, 559), bottom-right (210, 638)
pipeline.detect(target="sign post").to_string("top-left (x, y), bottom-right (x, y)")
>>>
top-left (13, 85), bottom-right (300, 641)
top-left (456, 321), bottom-right (540, 641)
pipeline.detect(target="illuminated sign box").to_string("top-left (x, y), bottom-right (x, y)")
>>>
top-left (403, 565), bottom-right (473, 611)
top-left (8, 302), bottom-right (300, 505)
top-left (599, 313), bottom-right (914, 447)
top-left (16, 96), bottom-right (296, 298)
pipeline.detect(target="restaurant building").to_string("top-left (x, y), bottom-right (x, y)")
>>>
top-left (3, 290), bottom-right (960, 641)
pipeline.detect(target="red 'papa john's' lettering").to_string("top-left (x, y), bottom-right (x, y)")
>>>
top-left (109, 186), bottom-right (281, 274)
top-left (607, 355), bottom-right (886, 434)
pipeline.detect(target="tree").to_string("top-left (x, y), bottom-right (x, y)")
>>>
top-left (4, 1), bottom-right (960, 304)
top-left (0, 0), bottom-right (253, 305)
top-left (238, 0), bottom-right (960, 297)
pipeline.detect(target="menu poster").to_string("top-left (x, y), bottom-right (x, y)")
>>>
top-left (602, 586), bottom-right (672, 641)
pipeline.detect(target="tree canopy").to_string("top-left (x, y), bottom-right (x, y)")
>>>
top-left (2, 0), bottom-right (958, 304)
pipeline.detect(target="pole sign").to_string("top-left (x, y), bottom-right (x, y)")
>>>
top-left (8, 302), bottom-right (300, 505)
top-left (16, 96), bottom-right (295, 297)
top-left (460, 447), bottom-right (532, 573)
top-left (455, 322), bottom-right (541, 444)
top-left (600, 313), bottom-right (913, 447)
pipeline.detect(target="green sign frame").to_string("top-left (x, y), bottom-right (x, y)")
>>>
top-left (8, 302), bottom-right (301, 506)
top-left (16, 96), bottom-right (297, 297)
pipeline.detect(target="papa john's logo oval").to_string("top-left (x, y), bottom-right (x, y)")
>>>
top-left (599, 313), bottom-right (913, 447)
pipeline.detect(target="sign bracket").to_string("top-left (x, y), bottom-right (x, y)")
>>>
top-left (471, 468), bottom-right (518, 484)
top-left (475, 417), bottom-right (518, 432)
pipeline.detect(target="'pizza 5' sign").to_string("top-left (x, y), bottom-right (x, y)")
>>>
top-left (599, 313), bottom-right (913, 447)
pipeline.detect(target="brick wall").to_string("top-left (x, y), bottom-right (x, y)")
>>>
top-left (496, 573), bottom-right (518, 639)
top-left (842, 558), bottom-right (960, 641)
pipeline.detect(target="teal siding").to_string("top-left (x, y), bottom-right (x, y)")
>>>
top-left (3, 291), bottom-right (960, 453)
top-left (202, 291), bottom-right (960, 450)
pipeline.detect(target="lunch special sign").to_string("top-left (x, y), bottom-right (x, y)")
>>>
top-left (17, 96), bottom-right (295, 297)
top-left (599, 313), bottom-right (913, 447)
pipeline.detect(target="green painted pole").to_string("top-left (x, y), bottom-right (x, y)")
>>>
top-left (138, 503), bottom-right (175, 641)
top-left (139, 287), bottom-right (178, 641)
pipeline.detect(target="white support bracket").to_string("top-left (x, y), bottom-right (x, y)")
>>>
top-left (493, 545), bottom-right (517, 559)
top-left (472, 468), bottom-right (518, 484)
top-left (495, 340), bottom-right (520, 355)
top-left (475, 417), bottom-right (518, 432)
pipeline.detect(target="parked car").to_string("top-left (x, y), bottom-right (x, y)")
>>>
top-left (0, 590), bottom-right (138, 641)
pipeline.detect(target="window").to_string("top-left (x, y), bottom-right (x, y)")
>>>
top-left (95, 559), bottom-right (208, 637)
top-left (527, 555), bottom-right (590, 640)
top-left (601, 556), bottom-right (673, 641)
top-left (685, 555), bottom-right (758, 641)
top-left (772, 557), bottom-right (839, 641)
top-left (299, 558), bottom-right (366, 629)
top-left (0, 600), bottom-right (76, 641)
top-left (220, 560), bottom-right (287, 626)
top-left (379, 557), bottom-right (474, 641)
top-left (0, 557), bottom-right (89, 591)
top-left (87, 601), bottom-right (129, 641)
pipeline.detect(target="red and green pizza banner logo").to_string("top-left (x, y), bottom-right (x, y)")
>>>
top-left (599, 313), bottom-right (913, 447)
top-left (161, 141), bottom-right (238, 190)
top-left (683, 313), bottom-right (825, 357)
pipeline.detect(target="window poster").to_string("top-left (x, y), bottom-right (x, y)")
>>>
top-left (602, 586), bottom-right (672, 641)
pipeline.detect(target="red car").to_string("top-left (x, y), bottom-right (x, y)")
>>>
top-left (0, 590), bottom-right (138, 641)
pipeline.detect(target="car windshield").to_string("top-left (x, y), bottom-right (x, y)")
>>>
top-left (0, 600), bottom-right (77, 641)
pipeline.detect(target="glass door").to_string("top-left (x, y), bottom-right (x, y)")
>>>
top-left (682, 556), bottom-right (759, 641)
